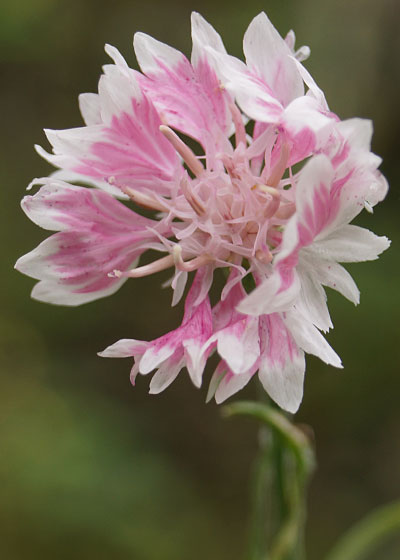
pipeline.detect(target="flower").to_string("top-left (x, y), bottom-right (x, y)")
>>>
top-left (16, 12), bottom-right (389, 413)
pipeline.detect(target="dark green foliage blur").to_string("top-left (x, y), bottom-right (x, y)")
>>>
top-left (1, 0), bottom-right (399, 558)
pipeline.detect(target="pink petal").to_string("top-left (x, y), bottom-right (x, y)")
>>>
top-left (15, 181), bottom-right (163, 305)
top-left (134, 30), bottom-right (231, 150)
top-left (40, 64), bottom-right (180, 196)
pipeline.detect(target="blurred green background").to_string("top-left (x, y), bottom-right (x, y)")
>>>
top-left (1, 0), bottom-right (399, 558)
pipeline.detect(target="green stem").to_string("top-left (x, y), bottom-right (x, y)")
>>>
top-left (223, 401), bottom-right (315, 560)
top-left (325, 500), bottom-right (400, 560)
top-left (222, 401), bottom-right (315, 478)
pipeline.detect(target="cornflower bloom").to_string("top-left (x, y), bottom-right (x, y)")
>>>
top-left (16, 12), bottom-right (389, 412)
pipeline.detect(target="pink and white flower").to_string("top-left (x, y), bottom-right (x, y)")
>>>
top-left (17, 12), bottom-right (389, 412)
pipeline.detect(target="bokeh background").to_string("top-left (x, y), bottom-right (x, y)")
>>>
top-left (1, 0), bottom-right (399, 558)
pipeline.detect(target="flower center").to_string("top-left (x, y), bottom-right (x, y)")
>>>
top-left (111, 119), bottom-right (296, 281)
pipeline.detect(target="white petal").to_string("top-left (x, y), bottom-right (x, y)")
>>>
top-left (243, 12), bottom-right (304, 105)
top-left (297, 257), bottom-right (332, 332)
top-left (301, 250), bottom-right (360, 304)
top-left (258, 350), bottom-right (305, 414)
top-left (104, 43), bottom-right (129, 69)
top-left (238, 270), bottom-right (301, 317)
top-left (215, 369), bottom-right (253, 404)
top-left (134, 32), bottom-right (185, 76)
top-left (284, 310), bottom-right (342, 368)
top-left (217, 317), bottom-right (260, 374)
top-left (29, 278), bottom-right (126, 306)
top-left (98, 338), bottom-right (147, 358)
top-left (315, 225), bottom-right (391, 262)
top-left (289, 57), bottom-right (328, 109)
top-left (183, 339), bottom-right (207, 388)
top-left (336, 118), bottom-right (373, 152)
top-left (44, 125), bottom-right (104, 160)
top-left (206, 367), bottom-right (224, 403)
top-left (139, 344), bottom-right (176, 374)
top-left (171, 270), bottom-right (188, 307)
top-left (191, 12), bottom-right (226, 67)
top-left (78, 93), bottom-right (102, 125)
top-left (149, 358), bottom-right (183, 394)
top-left (98, 66), bottom-right (142, 124)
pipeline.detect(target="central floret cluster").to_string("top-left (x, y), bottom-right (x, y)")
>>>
top-left (115, 120), bottom-right (294, 284)
top-left (16, 12), bottom-right (389, 412)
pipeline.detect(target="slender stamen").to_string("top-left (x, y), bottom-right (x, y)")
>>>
top-left (219, 153), bottom-right (241, 180)
top-left (252, 184), bottom-right (281, 198)
top-left (180, 177), bottom-right (206, 216)
top-left (255, 249), bottom-right (273, 264)
top-left (160, 125), bottom-right (204, 177)
top-left (110, 254), bottom-right (174, 279)
top-left (265, 142), bottom-right (291, 187)
top-left (173, 245), bottom-right (212, 272)
top-left (275, 202), bottom-right (296, 220)
top-left (229, 103), bottom-right (247, 148)
top-left (122, 186), bottom-right (168, 212)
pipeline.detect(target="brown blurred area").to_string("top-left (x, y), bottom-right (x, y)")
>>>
top-left (1, 0), bottom-right (399, 558)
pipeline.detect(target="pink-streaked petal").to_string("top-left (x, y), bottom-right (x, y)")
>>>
top-left (134, 30), bottom-right (231, 148)
top-left (243, 12), bottom-right (304, 106)
top-left (19, 180), bottom-right (153, 232)
top-left (42, 65), bottom-right (180, 195)
top-left (284, 309), bottom-right (342, 368)
top-left (270, 155), bottom-right (336, 281)
top-left (258, 314), bottom-right (305, 413)
top-left (324, 119), bottom-right (388, 230)
top-left (15, 234), bottom-right (139, 305)
top-left (213, 275), bottom-right (247, 330)
top-left (15, 181), bottom-right (162, 305)
top-left (282, 96), bottom-right (334, 161)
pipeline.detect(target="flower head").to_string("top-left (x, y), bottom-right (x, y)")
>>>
top-left (16, 12), bottom-right (389, 412)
